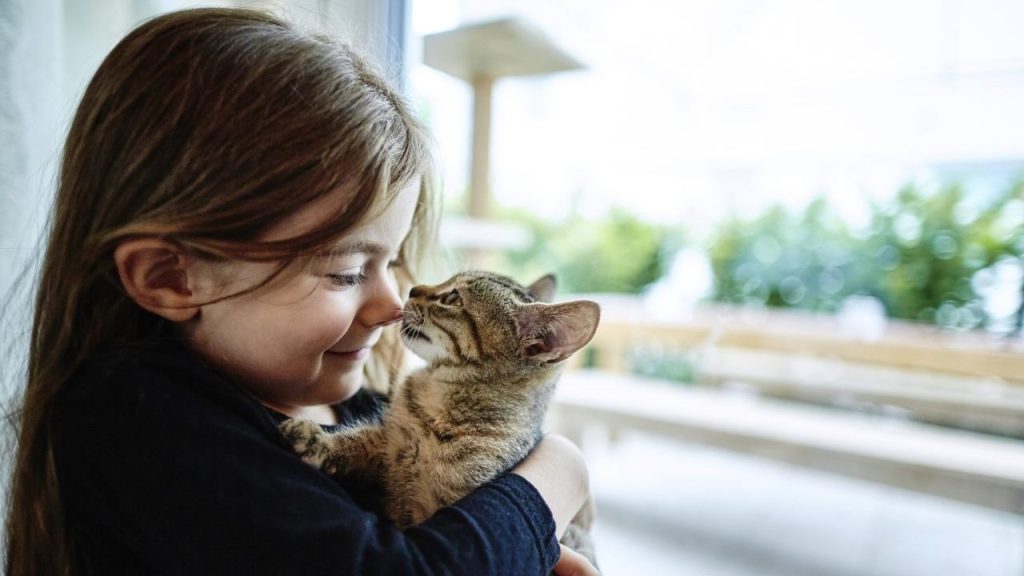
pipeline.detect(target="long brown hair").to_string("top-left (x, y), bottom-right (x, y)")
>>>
top-left (4, 8), bottom-right (436, 575)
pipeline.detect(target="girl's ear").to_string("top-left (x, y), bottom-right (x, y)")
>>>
top-left (517, 300), bottom-right (601, 364)
top-left (113, 238), bottom-right (201, 322)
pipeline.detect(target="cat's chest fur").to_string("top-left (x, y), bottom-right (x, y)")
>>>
top-left (380, 367), bottom-right (551, 526)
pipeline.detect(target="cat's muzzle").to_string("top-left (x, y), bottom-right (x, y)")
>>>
top-left (400, 305), bottom-right (430, 342)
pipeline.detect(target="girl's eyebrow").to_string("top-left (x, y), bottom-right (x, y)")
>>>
top-left (322, 241), bottom-right (389, 258)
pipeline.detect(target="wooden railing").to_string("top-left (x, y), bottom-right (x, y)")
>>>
top-left (549, 301), bottom-right (1024, 513)
top-left (571, 302), bottom-right (1024, 435)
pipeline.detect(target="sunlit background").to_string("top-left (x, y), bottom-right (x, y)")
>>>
top-left (2, 1), bottom-right (1023, 575)
top-left (406, 3), bottom-right (1024, 574)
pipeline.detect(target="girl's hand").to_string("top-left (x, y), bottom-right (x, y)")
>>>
top-left (553, 543), bottom-right (601, 576)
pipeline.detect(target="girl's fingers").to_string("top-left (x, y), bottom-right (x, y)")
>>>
top-left (553, 543), bottom-right (601, 576)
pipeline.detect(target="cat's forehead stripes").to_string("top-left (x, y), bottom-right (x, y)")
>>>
top-left (464, 274), bottom-right (536, 304)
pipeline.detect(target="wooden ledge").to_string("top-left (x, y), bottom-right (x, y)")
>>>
top-left (551, 370), bottom-right (1024, 513)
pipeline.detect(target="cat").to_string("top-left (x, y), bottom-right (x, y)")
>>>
top-left (280, 271), bottom-right (601, 567)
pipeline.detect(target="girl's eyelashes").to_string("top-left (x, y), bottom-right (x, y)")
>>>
top-left (326, 272), bottom-right (368, 287)
top-left (324, 255), bottom-right (401, 288)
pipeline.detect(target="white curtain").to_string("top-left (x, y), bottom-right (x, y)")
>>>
top-left (0, 0), bottom-right (62, 303)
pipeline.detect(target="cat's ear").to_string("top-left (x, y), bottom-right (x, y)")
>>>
top-left (517, 300), bottom-right (600, 364)
top-left (527, 274), bottom-right (557, 303)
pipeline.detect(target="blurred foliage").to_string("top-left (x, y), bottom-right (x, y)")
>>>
top-left (486, 180), bottom-right (1022, 334)
top-left (709, 198), bottom-right (854, 313)
top-left (629, 347), bottom-right (699, 383)
top-left (497, 208), bottom-right (684, 294)
top-left (708, 181), bottom-right (1024, 331)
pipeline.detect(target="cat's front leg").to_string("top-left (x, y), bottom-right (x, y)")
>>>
top-left (279, 419), bottom-right (334, 470)
top-left (279, 419), bottom-right (387, 479)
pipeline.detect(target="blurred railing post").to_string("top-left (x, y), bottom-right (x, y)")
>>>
top-left (423, 18), bottom-right (583, 268)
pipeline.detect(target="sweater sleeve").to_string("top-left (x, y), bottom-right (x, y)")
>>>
top-left (53, 349), bottom-right (560, 576)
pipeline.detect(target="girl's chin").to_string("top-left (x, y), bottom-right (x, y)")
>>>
top-left (326, 371), bottom-right (365, 402)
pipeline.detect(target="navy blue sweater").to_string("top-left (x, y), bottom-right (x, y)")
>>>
top-left (53, 340), bottom-right (560, 575)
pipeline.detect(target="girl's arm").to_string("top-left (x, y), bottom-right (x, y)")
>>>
top-left (511, 434), bottom-right (591, 539)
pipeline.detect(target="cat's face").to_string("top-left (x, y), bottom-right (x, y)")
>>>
top-left (401, 272), bottom-right (600, 368)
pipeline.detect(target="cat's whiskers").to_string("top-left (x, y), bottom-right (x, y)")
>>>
top-left (399, 323), bottom-right (418, 340)
top-left (398, 309), bottom-right (428, 342)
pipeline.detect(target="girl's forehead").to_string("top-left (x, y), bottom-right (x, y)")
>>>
top-left (261, 188), bottom-right (353, 243)
top-left (262, 177), bottom-right (421, 248)
top-left (323, 179), bottom-right (422, 255)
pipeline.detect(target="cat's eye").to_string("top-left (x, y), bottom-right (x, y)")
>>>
top-left (440, 290), bottom-right (462, 306)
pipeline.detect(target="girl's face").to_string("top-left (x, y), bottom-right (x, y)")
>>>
top-left (186, 181), bottom-right (419, 414)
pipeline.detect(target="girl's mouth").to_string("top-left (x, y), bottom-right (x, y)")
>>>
top-left (328, 347), bottom-right (371, 361)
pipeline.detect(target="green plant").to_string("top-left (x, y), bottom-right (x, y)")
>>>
top-left (708, 198), bottom-right (855, 314)
top-left (858, 183), bottom-right (1022, 328)
top-left (706, 181), bottom-right (1024, 332)
top-left (498, 208), bottom-right (682, 294)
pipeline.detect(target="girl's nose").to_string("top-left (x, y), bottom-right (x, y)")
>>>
top-left (362, 274), bottom-right (405, 328)
top-left (375, 309), bottom-right (404, 327)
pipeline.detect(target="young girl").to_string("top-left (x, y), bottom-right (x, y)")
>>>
top-left (4, 8), bottom-right (596, 576)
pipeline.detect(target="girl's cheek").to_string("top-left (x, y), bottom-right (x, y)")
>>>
top-left (309, 297), bottom-right (359, 332)
top-left (324, 289), bottom-right (362, 315)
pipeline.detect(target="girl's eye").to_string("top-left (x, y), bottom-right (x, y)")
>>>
top-left (327, 272), bottom-right (368, 287)
top-left (440, 290), bottom-right (462, 306)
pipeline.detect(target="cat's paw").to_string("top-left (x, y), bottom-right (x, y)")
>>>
top-left (279, 418), bottom-right (334, 472)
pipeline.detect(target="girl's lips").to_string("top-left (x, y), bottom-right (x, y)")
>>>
top-left (328, 347), bottom-right (370, 361)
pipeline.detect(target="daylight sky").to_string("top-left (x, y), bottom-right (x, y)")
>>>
top-left (409, 0), bottom-right (1024, 235)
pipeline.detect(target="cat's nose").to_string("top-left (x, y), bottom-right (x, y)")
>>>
top-left (409, 285), bottom-right (429, 298)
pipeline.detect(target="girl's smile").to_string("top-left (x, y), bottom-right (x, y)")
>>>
top-left (327, 347), bottom-right (372, 362)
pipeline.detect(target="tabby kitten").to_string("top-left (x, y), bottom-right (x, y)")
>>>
top-left (280, 271), bottom-right (601, 566)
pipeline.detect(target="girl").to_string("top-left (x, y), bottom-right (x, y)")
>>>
top-left (4, 8), bottom-right (596, 576)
